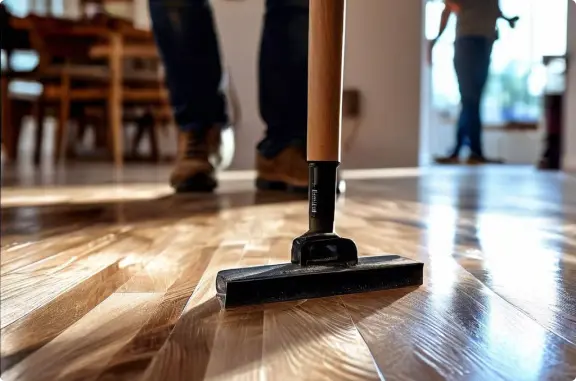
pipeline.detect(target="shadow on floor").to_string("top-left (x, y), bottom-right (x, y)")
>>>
top-left (1, 189), bottom-right (309, 240)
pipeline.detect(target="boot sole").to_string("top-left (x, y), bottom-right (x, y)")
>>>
top-left (173, 173), bottom-right (218, 193)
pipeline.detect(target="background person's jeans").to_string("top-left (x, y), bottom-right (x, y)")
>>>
top-left (452, 36), bottom-right (494, 157)
top-left (149, 0), bottom-right (309, 159)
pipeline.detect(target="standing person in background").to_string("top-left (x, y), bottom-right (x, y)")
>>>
top-left (149, 0), bottom-right (312, 192)
top-left (430, 0), bottom-right (519, 164)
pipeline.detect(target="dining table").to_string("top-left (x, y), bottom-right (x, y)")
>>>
top-left (3, 13), bottom-right (159, 169)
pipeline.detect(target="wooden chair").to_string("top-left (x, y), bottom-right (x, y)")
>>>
top-left (1, 14), bottom-right (106, 163)
top-left (1, 4), bottom-right (37, 162)
top-left (27, 15), bottom-right (170, 163)
top-left (2, 12), bottom-right (171, 165)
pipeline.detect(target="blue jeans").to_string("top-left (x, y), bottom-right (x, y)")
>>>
top-left (149, 0), bottom-right (309, 158)
top-left (452, 36), bottom-right (493, 157)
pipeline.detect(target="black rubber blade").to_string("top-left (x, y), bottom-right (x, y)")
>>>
top-left (216, 255), bottom-right (423, 308)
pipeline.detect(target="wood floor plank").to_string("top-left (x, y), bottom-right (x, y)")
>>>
top-left (1, 270), bottom-right (113, 330)
top-left (456, 255), bottom-right (576, 346)
top-left (341, 265), bottom-right (576, 381)
top-left (0, 227), bottom-right (167, 329)
top-left (0, 227), bottom-right (178, 371)
top-left (139, 244), bottom-right (245, 381)
top-left (0, 261), bottom-right (140, 372)
top-left (262, 298), bottom-right (380, 381)
top-left (94, 243), bottom-right (214, 380)
top-left (141, 213), bottom-right (288, 381)
top-left (1, 229), bottom-right (124, 276)
top-left (2, 292), bottom-right (163, 381)
top-left (203, 308), bottom-right (264, 381)
top-left (200, 239), bottom-right (277, 381)
top-left (0, 230), bottom-right (105, 269)
top-left (114, 232), bottom-right (201, 294)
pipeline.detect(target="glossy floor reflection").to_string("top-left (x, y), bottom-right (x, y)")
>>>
top-left (1, 165), bottom-right (575, 381)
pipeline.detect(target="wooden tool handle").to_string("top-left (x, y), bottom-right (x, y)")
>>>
top-left (307, 0), bottom-right (346, 162)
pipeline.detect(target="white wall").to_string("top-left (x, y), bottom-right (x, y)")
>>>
top-left (564, 0), bottom-right (576, 171)
top-left (341, 0), bottom-right (424, 169)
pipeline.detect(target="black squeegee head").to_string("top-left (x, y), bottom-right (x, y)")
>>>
top-left (216, 254), bottom-right (423, 308)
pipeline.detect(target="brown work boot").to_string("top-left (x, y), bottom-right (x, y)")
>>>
top-left (256, 146), bottom-right (345, 194)
top-left (434, 155), bottom-right (460, 165)
top-left (170, 126), bottom-right (226, 192)
top-left (256, 146), bottom-right (309, 193)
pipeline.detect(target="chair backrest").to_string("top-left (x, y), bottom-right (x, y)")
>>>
top-left (26, 15), bottom-right (105, 70)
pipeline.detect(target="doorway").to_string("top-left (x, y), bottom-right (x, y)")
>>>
top-left (423, 0), bottom-right (568, 164)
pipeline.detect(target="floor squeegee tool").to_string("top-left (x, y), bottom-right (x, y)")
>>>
top-left (216, 0), bottom-right (423, 309)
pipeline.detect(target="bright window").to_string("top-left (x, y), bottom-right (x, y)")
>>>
top-left (427, 0), bottom-right (568, 126)
top-left (1, 0), bottom-right (62, 94)
top-left (3, 0), bottom-right (64, 17)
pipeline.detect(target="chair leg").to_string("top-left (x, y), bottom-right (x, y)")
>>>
top-left (150, 116), bottom-right (160, 162)
top-left (12, 105), bottom-right (24, 162)
top-left (55, 74), bottom-right (70, 163)
top-left (109, 33), bottom-right (124, 170)
top-left (33, 100), bottom-right (45, 165)
top-left (1, 76), bottom-right (14, 161)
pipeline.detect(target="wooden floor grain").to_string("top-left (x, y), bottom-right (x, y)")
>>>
top-left (1, 165), bottom-right (575, 381)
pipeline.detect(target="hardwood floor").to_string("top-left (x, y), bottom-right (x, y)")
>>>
top-left (1, 165), bottom-right (575, 381)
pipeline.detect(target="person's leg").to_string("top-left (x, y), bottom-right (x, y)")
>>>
top-left (452, 37), bottom-right (479, 158)
top-left (468, 38), bottom-right (494, 159)
top-left (149, 0), bottom-right (228, 192)
top-left (436, 37), bottom-right (475, 164)
top-left (255, 0), bottom-right (310, 191)
top-left (451, 103), bottom-right (467, 158)
top-left (150, 0), bottom-right (227, 130)
top-left (257, 0), bottom-right (309, 158)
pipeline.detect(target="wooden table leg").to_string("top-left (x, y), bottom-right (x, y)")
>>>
top-left (55, 72), bottom-right (70, 163)
top-left (1, 76), bottom-right (14, 162)
top-left (108, 33), bottom-right (123, 172)
top-left (33, 97), bottom-right (45, 165)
